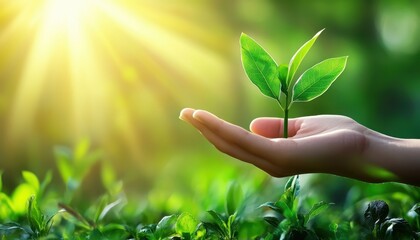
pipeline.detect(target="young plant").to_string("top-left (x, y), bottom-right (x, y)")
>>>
top-left (202, 183), bottom-right (244, 240)
top-left (259, 176), bottom-right (333, 239)
top-left (240, 29), bottom-right (348, 138)
top-left (0, 195), bottom-right (57, 239)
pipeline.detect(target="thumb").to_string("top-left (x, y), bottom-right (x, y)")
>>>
top-left (250, 117), bottom-right (299, 138)
top-left (250, 118), bottom-right (284, 138)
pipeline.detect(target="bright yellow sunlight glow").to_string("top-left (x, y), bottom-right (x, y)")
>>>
top-left (1, 0), bottom-right (231, 171)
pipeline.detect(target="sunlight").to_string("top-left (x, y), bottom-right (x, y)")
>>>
top-left (2, 0), bottom-right (231, 168)
top-left (45, 0), bottom-right (89, 21)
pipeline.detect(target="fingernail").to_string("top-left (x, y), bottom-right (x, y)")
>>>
top-left (192, 110), bottom-right (203, 122)
top-left (179, 111), bottom-right (187, 121)
top-left (179, 108), bottom-right (194, 122)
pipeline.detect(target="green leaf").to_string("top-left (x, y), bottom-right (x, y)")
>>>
top-left (292, 56), bottom-right (348, 102)
top-left (155, 214), bottom-right (178, 238)
top-left (240, 33), bottom-right (280, 99)
top-left (287, 29), bottom-right (324, 85)
top-left (74, 138), bottom-right (90, 163)
top-left (22, 171), bottom-right (40, 193)
top-left (0, 222), bottom-right (28, 236)
top-left (227, 212), bottom-right (237, 231)
top-left (278, 64), bottom-right (289, 94)
top-left (38, 171), bottom-right (52, 200)
top-left (27, 195), bottom-right (42, 233)
top-left (12, 184), bottom-right (37, 214)
top-left (193, 223), bottom-right (206, 239)
top-left (284, 175), bottom-right (300, 199)
top-left (99, 198), bottom-right (123, 222)
top-left (263, 216), bottom-right (281, 228)
top-left (304, 201), bottom-right (332, 224)
top-left (259, 202), bottom-right (282, 213)
top-left (176, 212), bottom-right (198, 235)
top-left (0, 193), bottom-right (15, 219)
top-left (225, 182), bottom-right (243, 216)
top-left (207, 210), bottom-right (227, 233)
top-left (275, 201), bottom-right (297, 224)
top-left (411, 203), bottom-right (420, 215)
top-left (54, 146), bottom-right (73, 184)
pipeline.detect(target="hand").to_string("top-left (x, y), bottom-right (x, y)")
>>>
top-left (180, 108), bottom-right (420, 186)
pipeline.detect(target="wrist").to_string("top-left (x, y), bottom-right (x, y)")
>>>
top-left (363, 130), bottom-right (420, 186)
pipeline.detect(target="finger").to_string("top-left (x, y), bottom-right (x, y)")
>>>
top-left (192, 110), bottom-right (279, 159)
top-left (250, 118), bottom-right (282, 138)
top-left (179, 108), bottom-right (196, 123)
top-left (181, 109), bottom-right (281, 175)
top-left (250, 117), bottom-right (301, 138)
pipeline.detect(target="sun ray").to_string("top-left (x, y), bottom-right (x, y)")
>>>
top-left (1, 0), bottom-right (235, 173)
top-left (95, 0), bottom-right (230, 103)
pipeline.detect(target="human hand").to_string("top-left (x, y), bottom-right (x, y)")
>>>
top-left (180, 108), bottom-right (420, 185)
top-left (180, 108), bottom-right (368, 178)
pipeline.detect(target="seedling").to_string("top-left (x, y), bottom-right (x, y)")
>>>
top-left (240, 29), bottom-right (347, 138)
top-left (259, 176), bottom-right (333, 239)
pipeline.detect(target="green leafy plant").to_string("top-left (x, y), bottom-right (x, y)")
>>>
top-left (202, 183), bottom-right (244, 240)
top-left (127, 213), bottom-right (204, 240)
top-left (57, 195), bottom-right (126, 238)
top-left (240, 29), bottom-right (348, 138)
top-left (203, 210), bottom-right (238, 240)
top-left (54, 138), bottom-right (102, 203)
top-left (26, 195), bottom-right (56, 238)
top-left (0, 195), bottom-right (58, 239)
top-left (260, 176), bottom-right (333, 239)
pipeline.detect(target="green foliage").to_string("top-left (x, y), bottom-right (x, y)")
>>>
top-left (203, 210), bottom-right (238, 240)
top-left (0, 195), bottom-right (58, 239)
top-left (175, 212), bottom-right (197, 237)
top-left (1, 147), bottom-right (419, 239)
top-left (27, 196), bottom-right (55, 238)
top-left (225, 182), bottom-right (244, 217)
top-left (54, 138), bottom-right (102, 203)
top-left (260, 176), bottom-right (333, 239)
top-left (240, 29), bottom-right (347, 138)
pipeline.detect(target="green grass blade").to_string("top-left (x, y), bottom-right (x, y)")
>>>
top-left (287, 29), bottom-right (324, 86)
top-left (240, 33), bottom-right (279, 99)
top-left (292, 56), bottom-right (348, 102)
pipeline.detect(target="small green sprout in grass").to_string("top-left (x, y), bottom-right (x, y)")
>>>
top-left (240, 29), bottom-right (348, 138)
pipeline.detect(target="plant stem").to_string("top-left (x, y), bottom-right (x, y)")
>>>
top-left (284, 93), bottom-right (289, 138)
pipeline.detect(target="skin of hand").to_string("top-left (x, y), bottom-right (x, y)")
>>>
top-left (180, 108), bottom-right (420, 186)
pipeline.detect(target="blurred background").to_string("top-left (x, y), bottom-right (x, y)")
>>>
top-left (0, 0), bottom-right (420, 204)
